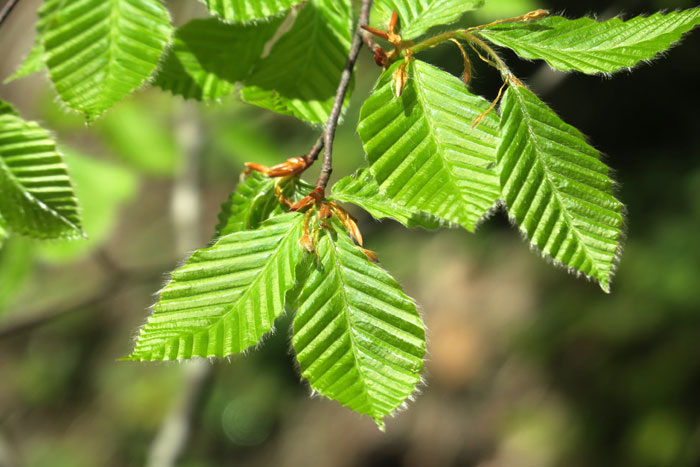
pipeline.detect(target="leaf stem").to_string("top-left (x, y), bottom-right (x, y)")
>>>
top-left (0, 0), bottom-right (21, 29)
top-left (315, 0), bottom-right (373, 193)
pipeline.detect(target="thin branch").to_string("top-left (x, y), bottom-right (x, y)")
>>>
top-left (304, 133), bottom-right (325, 165)
top-left (315, 0), bottom-right (373, 192)
top-left (0, 0), bottom-right (21, 29)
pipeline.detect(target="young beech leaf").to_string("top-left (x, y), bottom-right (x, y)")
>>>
top-left (4, 43), bottom-right (46, 84)
top-left (330, 168), bottom-right (450, 229)
top-left (0, 108), bottom-right (83, 239)
top-left (126, 213), bottom-right (306, 361)
top-left (41, 0), bottom-right (172, 120)
top-left (215, 173), bottom-right (296, 237)
top-left (4, 0), bottom-right (61, 84)
top-left (498, 85), bottom-right (624, 292)
top-left (373, 0), bottom-right (485, 39)
top-left (241, 0), bottom-right (353, 124)
top-left (292, 219), bottom-right (425, 429)
top-left (201, 0), bottom-right (303, 23)
top-left (358, 60), bottom-right (501, 232)
top-left (478, 9), bottom-right (700, 74)
top-left (154, 17), bottom-right (283, 101)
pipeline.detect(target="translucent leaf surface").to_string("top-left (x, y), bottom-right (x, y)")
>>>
top-left (358, 60), bottom-right (500, 232)
top-left (215, 173), bottom-right (287, 237)
top-left (0, 110), bottom-right (83, 239)
top-left (241, 0), bottom-right (353, 123)
top-left (5, 43), bottom-right (45, 83)
top-left (41, 0), bottom-right (172, 119)
top-left (201, 0), bottom-right (303, 23)
top-left (498, 85), bottom-right (623, 291)
top-left (479, 9), bottom-right (700, 74)
top-left (292, 221), bottom-right (425, 429)
top-left (373, 0), bottom-right (484, 39)
top-left (154, 17), bottom-right (282, 101)
top-left (127, 213), bottom-right (305, 361)
top-left (4, 0), bottom-right (61, 84)
top-left (330, 168), bottom-right (448, 229)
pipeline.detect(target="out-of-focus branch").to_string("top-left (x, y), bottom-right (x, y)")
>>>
top-left (0, 256), bottom-right (168, 340)
top-left (0, 0), bottom-right (21, 29)
top-left (147, 100), bottom-right (212, 467)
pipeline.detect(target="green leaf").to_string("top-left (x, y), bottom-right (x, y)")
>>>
top-left (4, 0), bottom-right (61, 84)
top-left (330, 168), bottom-right (448, 229)
top-left (154, 17), bottom-right (282, 101)
top-left (478, 9), bottom-right (700, 74)
top-left (0, 100), bottom-right (18, 116)
top-left (201, 0), bottom-right (303, 23)
top-left (373, 0), bottom-right (485, 39)
top-left (358, 60), bottom-right (501, 232)
top-left (292, 220), bottom-right (425, 429)
top-left (0, 111), bottom-right (83, 239)
top-left (126, 213), bottom-right (306, 361)
top-left (5, 42), bottom-right (46, 83)
top-left (41, 0), bottom-right (172, 120)
top-left (498, 85), bottom-right (624, 291)
top-left (241, 0), bottom-right (353, 123)
top-left (215, 172), bottom-right (288, 237)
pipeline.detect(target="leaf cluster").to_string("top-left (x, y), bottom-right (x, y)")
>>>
top-left (2, 0), bottom-right (700, 429)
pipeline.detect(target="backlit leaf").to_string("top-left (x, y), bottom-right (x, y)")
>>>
top-left (201, 0), bottom-right (303, 23)
top-left (358, 60), bottom-right (500, 232)
top-left (330, 168), bottom-right (448, 229)
top-left (127, 213), bottom-right (306, 361)
top-left (241, 0), bottom-right (353, 123)
top-left (292, 220), bottom-right (425, 429)
top-left (373, 0), bottom-right (485, 39)
top-left (498, 85), bottom-right (624, 291)
top-left (479, 9), bottom-right (700, 74)
top-left (0, 108), bottom-right (83, 239)
top-left (41, 0), bottom-right (172, 119)
top-left (154, 17), bottom-right (282, 101)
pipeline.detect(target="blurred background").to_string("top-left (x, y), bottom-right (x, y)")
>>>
top-left (1, 0), bottom-right (700, 466)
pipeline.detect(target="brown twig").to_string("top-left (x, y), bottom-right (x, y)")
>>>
top-left (304, 133), bottom-right (325, 165)
top-left (315, 0), bottom-right (373, 193)
top-left (0, 0), bottom-right (21, 29)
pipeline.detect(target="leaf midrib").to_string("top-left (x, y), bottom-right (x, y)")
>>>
top-left (324, 230), bottom-right (378, 417)
top-left (508, 86), bottom-right (606, 281)
top-left (412, 63), bottom-right (482, 227)
top-left (143, 219), bottom-right (301, 357)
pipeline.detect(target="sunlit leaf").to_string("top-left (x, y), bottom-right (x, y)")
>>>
top-left (154, 17), bottom-right (282, 101)
top-left (479, 9), bottom-right (700, 74)
top-left (292, 220), bottom-right (425, 429)
top-left (201, 0), bottom-right (303, 23)
top-left (0, 108), bottom-right (83, 239)
top-left (373, 0), bottom-right (485, 39)
top-left (330, 168), bottom-right (448, 229)
top-left (41, 0), bottom-right (172, 119)
top-left (241, 0), bottom-right (353, 123)
top-left (358, 60), bottom-right (500, 232)
top-left (498, 85), bottom-right (624, 291)
top-left (127, 213), bottom-right (306, 361)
